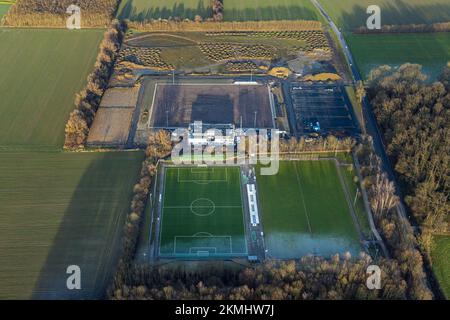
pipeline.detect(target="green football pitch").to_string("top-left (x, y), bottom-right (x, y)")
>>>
top-left (257, 160), bottom-right (361, 259)
top-left (159, 166), bottom-right (247, 258)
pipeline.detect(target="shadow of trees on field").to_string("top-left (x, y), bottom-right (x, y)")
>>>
top-left (31, 153), bottom-right (142, 300)
top-left (338, 0), bottom-right (450, 80)
top-left (224, 5), bottom-right (318, 21)
top-left (118, 0), bottom-right (213, 21)
top-left (337, 0), bottom-right (450, 31)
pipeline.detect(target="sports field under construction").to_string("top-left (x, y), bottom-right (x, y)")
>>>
top-left (148, 82), bottom-right (275, 129)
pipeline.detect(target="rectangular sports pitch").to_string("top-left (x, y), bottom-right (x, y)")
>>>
top-left (257, 160), bottom-right (361, 259)
top-left (149, 83), bottom-right (274, 129)
top-left (159, 166), bottom-right (248, 258)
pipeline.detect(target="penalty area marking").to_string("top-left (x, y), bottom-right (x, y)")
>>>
top-left (177, 167), bottom-right (228, 183)
top-left (174, 234), bottom-right (233, 255)
top-left (190, 167), bottom-right (214, 174)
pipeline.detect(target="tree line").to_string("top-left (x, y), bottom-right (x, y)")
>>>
top-left (355, 136), bottom-right (433, 299)
top-left (110, 256), bottom-right (408, 300)
top-left (128, 19), bottom-right (323, 32)
top-left (110, 130), bottom-right (172, 292)
top-left (212, 0), bottom-right (224, 22)
top-left (64, 20), bottom-right (125, 150)
top-left (107, 131), bottom-right (434, 300)
top-left (279, 135), bottom-right (355, 153)
top-left (367, 64), bottom-right (449, 251)
top-left (355, 22), bottom-right (450, 34)
top-left (2, 0), bottom-right (119, 27)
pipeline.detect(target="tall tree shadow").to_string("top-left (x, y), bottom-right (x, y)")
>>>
top-left (225, 5), bottom-right (318, 21)
top-left (339, 0), bottom-right (450, 31)
top-left (31, 152), bottom-right (143, 299)
top-left (119, 0), bottom-right (213, 21)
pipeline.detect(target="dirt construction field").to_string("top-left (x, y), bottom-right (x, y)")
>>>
top-left (149, 84), bottom-right (274, 129)
top-left (100, 86), bottom-right (141, 108)
top-left (88, 86), bottom-right (141, 146)
top-left (87, 108), bottom-right (134, 146)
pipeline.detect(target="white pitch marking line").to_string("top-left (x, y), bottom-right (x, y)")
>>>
top-left (293, 162), bottom-right (313, 234)
top-left (164, 205), bottom-right (242, 209)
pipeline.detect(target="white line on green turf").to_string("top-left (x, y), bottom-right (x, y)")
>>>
top-left (293, 162), bottom-right (313, 234)
top-left (164, 206), bottom-right (242, 209)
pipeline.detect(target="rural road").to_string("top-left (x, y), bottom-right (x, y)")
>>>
top-left (312, 1), bottom-right (435, 295)
top-left (311, 0), bottom-right (412, 224)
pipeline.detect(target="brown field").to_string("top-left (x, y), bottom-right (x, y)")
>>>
top-left (87, 108), bottom-right (134, 146)
top-left (149, 84), bottom-right (274, 129)
top-left (100, 86), bottom-right (141, 108)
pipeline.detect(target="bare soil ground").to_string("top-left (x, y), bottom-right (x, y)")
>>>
top-left (87, 108), bottom-right (134, 146)
top-left (100, 86), bottom-right (141, 108)
top-left (149, 84), bottom-right (274, 129)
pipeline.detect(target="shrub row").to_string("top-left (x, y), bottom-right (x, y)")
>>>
top-left (64, 20), bottom-right (126, 150)
top-left (118, 46), bottom-right (173, 70)
top-left (128, 19), bottom-right (323, 32)
top-left (111, 131), bottom-right (172, 290)
top-left (355, 22), bottom-right (450, 34)
top-left (199, 42), bottom-right (276, 62)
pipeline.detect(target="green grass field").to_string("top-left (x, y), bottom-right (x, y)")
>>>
top-left (159, 166), bottom-right (247, 258)
top-left (432, 235), bottom-right (450, 299)
top-left (339, 165), bottom-right (371, 238)
top-left (319, 0), bottom-right (450, 31)
top-left (346, 32), bottom-right (450, 80)
top-left (0, 3), bottom-right (11, 20)
top-left (0, 151), bottom-right (143, 299)
top-left (0, 28), bottom-right (103, 149)
top-left (224, 0), bottom-right (319, 21)
top-left (117, 0), bottom-right (212, 21)
top-left (257, 160), bottom-right (361, 259)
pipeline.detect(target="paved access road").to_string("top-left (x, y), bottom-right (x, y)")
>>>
top-left (311, 0), bottom-right (411, 223)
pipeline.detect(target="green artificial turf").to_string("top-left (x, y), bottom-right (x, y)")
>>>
top-left (159, 166), bottom-right (247, 258)
top-left (257, 160), bottom-right (361, 258)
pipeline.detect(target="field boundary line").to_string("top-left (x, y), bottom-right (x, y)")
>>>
top-left (159, 83), bottom-right (262, 87)
top-left (238, 167), bottom-right (249, 255)
top-left (157, 166), bottom-right (168, 257)
top-left (147, 82), bottom-right (158, 129)
top-left (164, 205), bottom-right (242, 209)
top-left (268, 84), bottom-right (277, 129)
top-left (174, 235), bottom-right (232, 255)
top-left (177, 167), bottom-right (228, 183)
top-left (179, 178), bottom-right (228, 183)
top-left (190, 167), bottom-right (214, 174)
top-left (333, 158), bottom-right (364, 242)
top-left (293, 162), bottom-right (313, 234)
